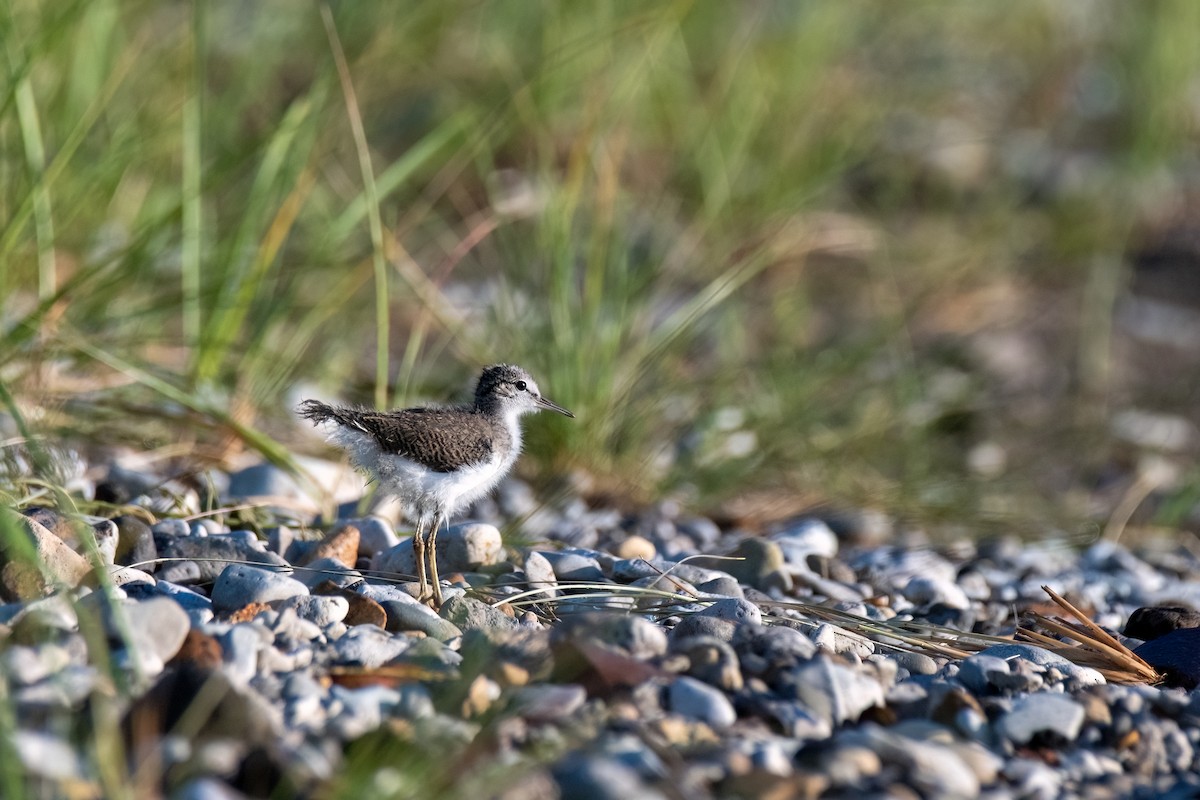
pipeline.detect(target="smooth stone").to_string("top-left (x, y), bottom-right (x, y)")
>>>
top-left (330, 624), bottom-right (410, 667)
top-left (210, 564), bottom-right (307, 613)
top-left (699, 538), bottom-right (791, 593)
top-left (380, 599), bottom-right (463, 642)
top-left (671, 615), bottom-right (738, 643)
top-left (976, 643), bottom-right (1105, 688)
top-left (615, 535), bottom-right (657, 562)
top-left (998, 693), bottom-right (1085, 744)
top-left (886, 651), bottom-right (939, 676)
top-left (151, 580), bottom-right (213, 613)
top-left (157, 561), bottom-right (202, 584)
top-left (1135, 627), bottom-right (1200, 688)
top-left (551, 612), bottom-right (668, 659)
top-left (551, 754), bottom-right (668, 800)
top-left (904, 575), bottom-right (971, 610)
top-left (106, 567), bottom-right (157, 588)
top-left (822, 743), bottom-right (883, 788)
top-left (735, 624), bottom-right (818, 670)
top-left (1125, 605), bottom-right (1200, 642)
top-left (0, 514), bottom-right (91, 599)
top-left (772, 518), bottom-right (839, 562)
top-left (442, 522), bottom-right (504, 571)
top-left (274, 594), bottom-right (348, 626)
top-left (536, 551), bottom-right (605, 583)
top-left (266, 525), bottom-right (295, 557)
top-left (668, 675), bottom-right (737, 731)
top-left (219, 623), bottom-right (268, 684)
top-left (294, 557), bottom-right (361, 590)
top-left (342, 516), bottom-right (399, 558)
top-left (839, 723), bottom-right (980, 799)
top-left (312, 581), bottom-right (387, 628)
top-left (958, 653), bottom-right (1016, 694)
top-left (157, 535), bottom-right (288, 581)
top-left (151, 517), bottom-right (191, 540)
top-left (439, 596), bottom-right (519, 640)
top-left (697, 597), bottom-right (762, 626)
top-left (522, 551), bottom-right (558, 597)
top-left (672, 635), bottom-right (743, 691)
top-left (695, 576), bottom-right (744, 598)
top-left (112, 515), bottom-right (157, 568)
top-left (781, 656), bottom-right (885, 725)
top-left (811, 623), bottom-right (874, 658)
top-left (121, 596), bottom-right (192, 675)
top-left (512, 683), bottom-right (587, 722)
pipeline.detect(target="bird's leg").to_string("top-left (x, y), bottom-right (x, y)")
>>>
top-left (427, 513), bottom-right (446, 607)
top-left (412, 517), bottom-right (430, 602)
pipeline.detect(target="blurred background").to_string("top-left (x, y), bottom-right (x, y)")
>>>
top-left (3, 0), bottom-right (1199, 540)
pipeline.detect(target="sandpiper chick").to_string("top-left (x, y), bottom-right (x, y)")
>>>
top-left (298, 364), bottom-right (574, 606)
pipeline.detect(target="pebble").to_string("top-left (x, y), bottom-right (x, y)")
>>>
top-left (697, 597), bottom-right (762, 626)
top-left (343, 516), bottom-right (399, 558)
top-left (210, 565), bottom-right (308, 613)
top-left (112, 514), bottom-right (158, 567)
top-left (522, 550), bottom-right (558, 596)
top-left (13, 461), bottom-right (1200, 800)
top-left (275, 594), bottom-right (349, 626)
top-left (380, 598), bottom-right (463, 641)
top-left (668, 675), bottom-right (737, 731)
top-left (1, 515), bottom-right (91, 599)
top-left (537, 550), bottom-right (606, 582)
top-left (157, 534), bottom-right (289, 581)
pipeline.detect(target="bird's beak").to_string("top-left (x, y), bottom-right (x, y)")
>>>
top-left (536, 395), bottom-right (575, 418)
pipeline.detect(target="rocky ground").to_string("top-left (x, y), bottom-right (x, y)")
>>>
top-left (4, 454), bottom-right (1200, 800)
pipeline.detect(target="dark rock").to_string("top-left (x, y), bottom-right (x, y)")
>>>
top-left (112, 515), bottom-right (157, 569)
top-left (1125, 606), bottom-right (1200, 642)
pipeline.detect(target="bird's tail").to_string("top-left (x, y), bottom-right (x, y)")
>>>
top-left (297, 399), bottom-right (341, 426)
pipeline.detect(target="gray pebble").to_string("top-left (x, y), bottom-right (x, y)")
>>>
top-left (439, 595), bottom-right (519, 639)
top-left (781, 656), bottom-right (885, 725)
top-left (671, 615), bottom-right (738, 643)
top-left (839, 723), bottom-right (980, 799)
top-left (672, 635), bottom-right (743, 691)
top-left (380, 598), bottom-right (463, 642)
top-left (331, 624), bottom-right (410, 667)
top-left (522, 551), bottom-right (558, 596)
top-left (440, 522), bottom-right (504, 571)
top-left (697, 597), bottom-right (762, 626)
top-left (112, 515), bottom-right (157, 568)
top-left (342, 516), bottom-right (399, 558)
top-left (294, 557), bottom-right (361, 591)
top-left (512, 684), bottom-right (587, 722)
top-left (551, 754), bottom-right (667, 800)
top-left (998, 692), bottom-right (1086, 744)
top-left (220, 624), bottom-right (268, 684)
top-left (157, 561), bottom-right (202, 584)
top-left (695, 576), bottom-right (744, 598)
top-left (904, 575), bottom-right (971, 610)
top-left (158, 535), bottom-right (289, 582)
top-left (211, 564), bottom-right (308, 613)
top-left (275, 595), bottom-right (348, 626)
top-left (537, 551), bottom-right (605, 582)
top-left (977, 643), bottom-right (1105, 689)
top-left (811, 623), bottom-right (874, 659)
top-left (668, 675), bottom-right (737, 731)
top-left (121, 596), bottom-right (192, 675)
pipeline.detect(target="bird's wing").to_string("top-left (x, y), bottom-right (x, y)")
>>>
top-left (351, 408), bottom-right (498, 473)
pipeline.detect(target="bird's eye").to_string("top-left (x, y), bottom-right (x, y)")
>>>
top-left (515, 380), bottom-right (527, 391)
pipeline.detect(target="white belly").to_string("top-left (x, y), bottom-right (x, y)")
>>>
top-left (327, 425), bottom-right (519, 524)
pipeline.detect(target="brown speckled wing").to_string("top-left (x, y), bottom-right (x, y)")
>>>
top-left (352, 408), bottom-right (501, 473)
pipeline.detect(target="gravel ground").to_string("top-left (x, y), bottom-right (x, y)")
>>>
top-left (3, 455), bottom-right (1200, 800)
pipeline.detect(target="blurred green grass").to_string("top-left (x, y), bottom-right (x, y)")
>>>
top-left (3, 0), bottom-right (1200, 537)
